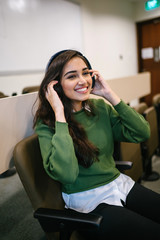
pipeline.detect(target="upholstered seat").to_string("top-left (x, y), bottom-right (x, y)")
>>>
top-left (134, 102), bottom-right (160, 181)
top-left (13, 134), bottom-right (133, 239)
top-left (22, 86), bottom-right (40, 94)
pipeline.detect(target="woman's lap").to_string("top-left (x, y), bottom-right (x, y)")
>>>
top-left (126, 182), bottom-right (160, 223)
top-left (80, 183), bottom-right (160, 239)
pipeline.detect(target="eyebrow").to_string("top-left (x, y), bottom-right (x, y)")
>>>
top-left (64, 67), bottom-right (89, 77)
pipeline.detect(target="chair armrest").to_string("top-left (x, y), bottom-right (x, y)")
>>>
top-left (115, 161), bottom-right (133, 171)
top-left (34, 207), bottom-right (103, 233)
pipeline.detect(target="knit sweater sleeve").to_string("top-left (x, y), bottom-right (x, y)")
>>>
top-left (35, 121), bottom-right (79, 184)
top-left (108, 100), bottom-right (150, 143)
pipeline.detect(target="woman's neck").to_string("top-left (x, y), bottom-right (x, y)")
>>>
top-left (72, 101), bottom-right (83, 112)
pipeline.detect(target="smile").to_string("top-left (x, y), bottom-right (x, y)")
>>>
top-left (75, 87), bottom-right (88, 93)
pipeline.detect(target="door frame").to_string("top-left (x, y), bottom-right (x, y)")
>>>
top-left (136, 16), bottom-right (160, 72)
top-left (136, 17), bottom-right (160, 106)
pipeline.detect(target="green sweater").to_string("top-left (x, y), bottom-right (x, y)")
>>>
top-left (35, 99), bottom-right (150, 194)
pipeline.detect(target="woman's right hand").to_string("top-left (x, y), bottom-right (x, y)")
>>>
top-left (45, 81), bottom-right (66, 122)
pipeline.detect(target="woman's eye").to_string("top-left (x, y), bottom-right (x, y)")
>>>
top-left (67, 75), bottom-right (76, 79)
top-left (83, 72), bottom-right (90, 76)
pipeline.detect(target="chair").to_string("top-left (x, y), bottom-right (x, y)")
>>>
top-left (13, 134), bottom-right (133, 240)
top-left (134, 102), bottom-right (148, 115)
top-left (22, 85), bottom-right (40, 94)
top-left (152, 93), bottom-right (160, 141)
top-left (134, 102), bottom-right (160, 181)
top-left (118, 142), bottom-right (143, 182)
top-left (13, 134), bottom-right (103, 240)
top-left (0, 91), bottom-right (16, 178)
top-left (113, 104), bottom-right (145, 182)
top-left (0, 91), bottom-right (8, 98)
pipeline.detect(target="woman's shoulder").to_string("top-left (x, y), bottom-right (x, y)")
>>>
top-left (89, 97), bottom-right (112, 111)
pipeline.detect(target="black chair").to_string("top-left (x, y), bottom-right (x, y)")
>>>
top-left (13, 134), bottom-right (132, 240)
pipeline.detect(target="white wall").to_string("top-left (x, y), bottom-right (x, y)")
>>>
top-left (74, 0), bottom-right (160, 80)
top-left (0, 0), bottom-right (83, 95)
top-left (0, 0), bottom-right (83, 72)
top-left (1, 0), bottom-right (159, 96)
top-left (0, 72), bottom-right (44, 96)
top-left (79, 0), bottom-right (138, 80)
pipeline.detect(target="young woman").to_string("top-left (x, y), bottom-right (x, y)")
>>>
top-left (34, 49), bottom-right (160, 239)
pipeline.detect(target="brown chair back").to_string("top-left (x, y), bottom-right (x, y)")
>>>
top-left (120, 142), bottom-right (143, 182)
top-left (152, 93), bottom-right (160, 141)
top-left (22, 86), bottom-right (40, 94)
top-left (14, 134), bottom-right (64, 210)
top-left (143, 106), bottom-right (159, 158)
top-left (152, 93), bottom-right (160, 106)
top-left (0, 92), bottom-right (8, 98)
top-left (134, 102), bottom-right (148, 114)
top-left (134, 102), bottom-right (160, 180)
top-left (14, 134), bottom-right (103, 240)
top-left (14, 134), bottom-right (66, 239)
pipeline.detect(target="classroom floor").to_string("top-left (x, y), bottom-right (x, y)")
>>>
top-left (0, 171), bottom-right (45, 240)
top-left (0, 155), bottom-right (160, 240)
top-left (141, 155), bottom-right (160, 194)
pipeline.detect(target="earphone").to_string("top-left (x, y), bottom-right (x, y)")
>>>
top-left (46, 49), bottom-right (95, 88)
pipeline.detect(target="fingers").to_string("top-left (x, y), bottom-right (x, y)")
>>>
top-left (47, 80), bottom-right (58, 92)
top-left (88, 69), bottom-right (101, 80)
top-left (45, 80), bottom-right (58, 98)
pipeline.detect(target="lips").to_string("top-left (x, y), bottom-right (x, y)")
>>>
top-left (75, 87), bottom-right (88, 93)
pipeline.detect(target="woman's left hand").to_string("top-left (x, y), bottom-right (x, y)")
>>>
top-left (89, 70), bottom-right (108, 97)
top-left (89, 70), bottom-right (120, 106)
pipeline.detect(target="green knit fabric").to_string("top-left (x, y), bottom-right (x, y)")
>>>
top-left (35, 99), bottom-right (150, 194)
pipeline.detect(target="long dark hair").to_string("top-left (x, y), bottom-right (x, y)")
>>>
top-left (33, 50), bottom-right (99, 168)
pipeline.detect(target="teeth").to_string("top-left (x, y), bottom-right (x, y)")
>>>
top-left (76, 87), bottom-right (87, 92)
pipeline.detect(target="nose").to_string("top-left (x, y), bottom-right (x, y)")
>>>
top-left (78, 75), bottom-right (87, 85)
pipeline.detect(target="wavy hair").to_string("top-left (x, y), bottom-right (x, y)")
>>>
top-left (33, 50), bottom-right (99, 167)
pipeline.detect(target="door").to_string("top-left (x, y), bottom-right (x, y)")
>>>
top-left (137, 17), bottom-right (160, 106)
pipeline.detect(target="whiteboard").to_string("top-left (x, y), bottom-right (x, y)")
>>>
top-left (0, 0), bottom-right (83, 73)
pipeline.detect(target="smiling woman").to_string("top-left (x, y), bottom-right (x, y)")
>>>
top-left (33, 49), bottom-right (160, 239)
top-left (34, 50), bottom-right (101, 169)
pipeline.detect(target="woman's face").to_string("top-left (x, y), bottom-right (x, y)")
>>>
top-left (61, 57), bottom-right (92, 111)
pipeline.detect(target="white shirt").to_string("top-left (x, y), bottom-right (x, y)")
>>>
top-left (62, 173), bottom-right (135, 213)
